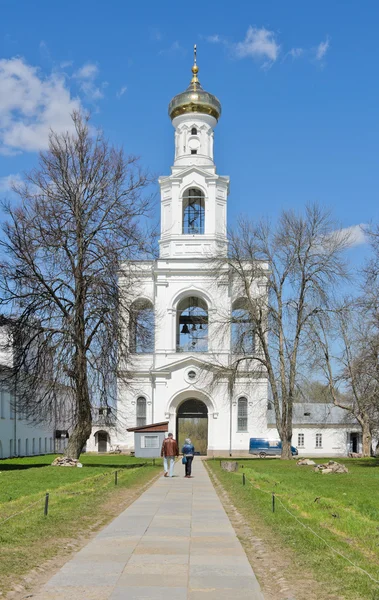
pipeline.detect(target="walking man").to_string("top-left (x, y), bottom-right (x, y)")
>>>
top-left (161, 432), bottom-right (179, 477)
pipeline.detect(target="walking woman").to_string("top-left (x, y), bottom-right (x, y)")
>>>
top-left (182, 438), bottom-right (195, 478)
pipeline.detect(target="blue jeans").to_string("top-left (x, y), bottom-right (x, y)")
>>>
top-left (163, 456), bottom-right (175, 477)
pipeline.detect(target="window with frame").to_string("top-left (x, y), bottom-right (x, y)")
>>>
top-left (25, 438), bottom-right (29, 456)
top-left (8, 392), bottom-right (15, 419)
top-left (182, 188), bottom-right (205, 234)
top-left (298, 433), bottom-right (305, 447)
top-left (191, 127), bottom-right (197, 135)
top-left (315, 433), bottom-right (322, 448)
top-left (9, 439), bottom-right (13, 456)
top-left (130, 299), bottom-right (154, 353)
top-left (136, 397), bottom-right (147, 427)
top-left (141, 435), bottom-right (159, 449)
top-left (231, 298), bottom-right (255, 354)
top-left (237, 397), bottom-right (248, 432)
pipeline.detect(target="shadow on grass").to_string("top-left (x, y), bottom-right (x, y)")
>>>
top-left (346, 458), bottom-right (379, 468)
top-left (0, 462), bottom-right (158, 471)
top-left (82, 462), bottom-right (158, 469)
top-left (0, 463), bottom-right (50, 471)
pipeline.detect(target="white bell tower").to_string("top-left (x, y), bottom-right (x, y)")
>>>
top-left (159, 46), bottom-right (229, 259)
top-left (112, 46), bottom-right (269, 458)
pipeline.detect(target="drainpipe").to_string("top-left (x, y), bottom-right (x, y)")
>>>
top-left (151, 261), bottom-right (157, 425)
top-left (229, 378), bottom-right (233, 457)
top-left (53, 390), bottom-right (57, 454)
top-left (13, 371), bottom-right (17, 457)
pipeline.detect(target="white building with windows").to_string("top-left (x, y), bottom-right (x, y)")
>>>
top-left (268, 404), bottom-right (364, 457)
top-left (0, 319), bottom-right (69, 459)
top-left (87, 52), bottom-right (366, 458)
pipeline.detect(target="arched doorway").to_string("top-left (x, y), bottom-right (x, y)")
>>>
top-left (177, 399), bottom-right (208, 455)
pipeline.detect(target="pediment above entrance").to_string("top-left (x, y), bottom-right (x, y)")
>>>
top-left (151, 355), bottom-right (215, 378)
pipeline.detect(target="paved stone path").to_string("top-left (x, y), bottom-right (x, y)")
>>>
top-left (32, 459), bottom-right (264, 599)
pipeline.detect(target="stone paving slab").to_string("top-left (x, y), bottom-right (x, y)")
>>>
top-left (31, 459), bottom-right (264, 599)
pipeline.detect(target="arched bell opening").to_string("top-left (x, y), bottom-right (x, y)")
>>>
top-left (177, 296), bottom-right (208, 352)
top-left (176, 398), bottom-right (208, 455)
top-left (130, 298), bottom-right (154, 354)
top-left (231, 297), bottom-right (255, 355)
top-left (182, 188), bottom-right (205, 235)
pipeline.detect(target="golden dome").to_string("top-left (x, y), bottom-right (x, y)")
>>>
top-left (168, 45), bottom-right (221, 121)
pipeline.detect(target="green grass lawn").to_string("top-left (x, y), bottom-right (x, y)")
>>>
top-left (0, 453), bottom-right (162, 595)
top-left (207, 457), bottom-right (379, 600)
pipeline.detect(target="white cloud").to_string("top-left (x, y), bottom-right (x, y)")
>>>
top-left (0, 57), bottom-right (81, 154)
top-left (288, 47), bottom-right (304, 59)
top-left (235, 26), bottom-right (280, 67)
top-left (334, 224), bottom-right (367, 248)
top-left (159, 41), bottom-right (185, 56)
top-left (116, 85), bottom-right (127, 99)
top-left (73, 62), bottom-right (104, 100)
top-left (74, 62), bottom-right (99, 80)
top-left (0, 173), bottom-right (22, 193)
top-left (316, 37), bottom-right (330, 61)
top-left (205, 34), bottom-right (222, 44)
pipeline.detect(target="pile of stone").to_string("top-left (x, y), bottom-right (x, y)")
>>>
top-left (51, 456), bottom-right (82, 467)
top-left (220, 461), bottom-right (239, 472)
top-left (314, 461), bottom-right (348, 474)
top-left (297, 458), bottom-right (316, 466)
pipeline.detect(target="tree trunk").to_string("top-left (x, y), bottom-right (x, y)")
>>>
top-left (65, 414), bottom-right (92, 459)
top-left (281, 434), bottom-right (293, 460)
top-left (64, 356), bottom-right (92, 459)
top-left (375, 440), bottom-right (379, 458)
top-left (65, 326), bottom-right (92, 459)
top-left (361, 420), bottom-right (372, 457)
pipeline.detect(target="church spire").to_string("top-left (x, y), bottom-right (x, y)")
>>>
top-left (190, 44), bottom-right (200, 87)
top-left (168, 45), bottom-right (221, 121)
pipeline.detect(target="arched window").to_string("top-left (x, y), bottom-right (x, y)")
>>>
top-left (136, 396), bottom-right (147, 427)
top-left (237, 397), bottom-right (248, 431)
top-left (182, 188), bottom-right (205, 235)
top-left (191, 127), bottom-right (197, 135)
top-left (130, 299), bottom-right (154, 353)
top-left (177, 296), bottom-right (208, 352)
top-left (231, 298), bottom-right (255, 354)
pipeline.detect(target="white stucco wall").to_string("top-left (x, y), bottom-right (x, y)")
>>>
top-left (0, 386), bottom-right (58, 459)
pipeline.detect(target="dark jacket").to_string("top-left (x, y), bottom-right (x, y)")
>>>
top-left (182, 443), bottom-right (195, 457)
top-left (161, 437), bottom-right (179, 457)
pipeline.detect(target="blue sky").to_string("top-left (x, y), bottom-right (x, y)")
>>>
top-left (0, 0), bottom-right (378, 258)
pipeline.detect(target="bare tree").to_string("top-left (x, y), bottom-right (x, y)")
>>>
top-left (365, 225), bottom-right (379, 454)
top-left (0, 112), bottom-right (153, 459)
top-left (311, 301), bottom-right (379, 457)
top-left (212, 205), bottom-right (349, 459)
